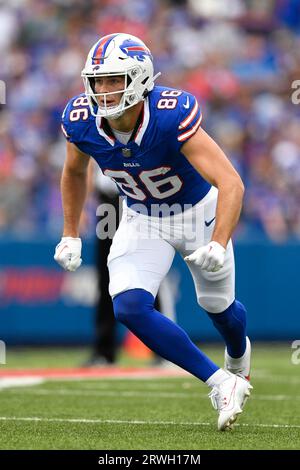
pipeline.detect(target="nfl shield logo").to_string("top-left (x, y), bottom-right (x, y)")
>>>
top-left (122, 148), bottom-right (131, 157)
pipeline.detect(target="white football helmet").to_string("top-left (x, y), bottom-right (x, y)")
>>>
top-left (81, 33), bottom-right (161, 120)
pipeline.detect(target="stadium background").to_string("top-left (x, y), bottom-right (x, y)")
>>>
top-left (0, 0), bottom-right (299, 346)
top-left (1, 0), bottom-right (300, 453)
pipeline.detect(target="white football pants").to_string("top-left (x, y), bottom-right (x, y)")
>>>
top-left (108, 186), bottom-right (235, 314)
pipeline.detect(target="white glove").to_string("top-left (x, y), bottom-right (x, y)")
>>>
top-left (54, 237), bottom-right (82, 272)
top-left (184, 241), bottom-right (226, 272)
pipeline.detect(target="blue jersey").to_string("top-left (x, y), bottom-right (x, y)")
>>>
top-left (61, 86), bottom-right (211, 211)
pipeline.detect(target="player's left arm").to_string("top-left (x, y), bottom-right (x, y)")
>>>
top-left (181, 127), bottom-right (244, 249)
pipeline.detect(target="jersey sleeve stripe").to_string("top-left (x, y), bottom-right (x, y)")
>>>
top-left (177, 114), bottom-right (202, 142)
top-left (178, 101), bottom-right (199, 130)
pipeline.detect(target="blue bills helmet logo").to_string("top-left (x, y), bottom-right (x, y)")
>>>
top-left (120, 39), bottom-right (152, 62)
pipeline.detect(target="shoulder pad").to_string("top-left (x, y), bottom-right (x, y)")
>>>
top-left (61, 94), bottom-right (91, 144)
top-left (150, 87), bottom-right (202, 143)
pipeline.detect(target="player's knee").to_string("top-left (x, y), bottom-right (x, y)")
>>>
top-left (197, 294), bottom-right (232, 314)
top-left (113, 288), bottom-right (155, 325)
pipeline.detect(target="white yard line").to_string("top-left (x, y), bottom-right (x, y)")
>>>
top-left (0, 416), bottom-right (299, 430)
top-left (0, 377), bottom-right (45, 390)
top-left (4, 387), bottom-right (300, 402)
top-left (252, 375), bottom-right (300, 384)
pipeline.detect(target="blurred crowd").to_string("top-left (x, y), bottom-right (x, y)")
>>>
top-left (1, 0), bottom-right (300, 242)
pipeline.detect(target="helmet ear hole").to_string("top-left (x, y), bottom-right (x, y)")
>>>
top-left (125, 94), bottom-right (136, 106)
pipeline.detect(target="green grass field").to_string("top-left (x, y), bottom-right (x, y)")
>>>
top-left (0, 343), bottom-right (299, 450)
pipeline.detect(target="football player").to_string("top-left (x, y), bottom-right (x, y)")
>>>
top-left (55, 33), bottom-right (252, 430)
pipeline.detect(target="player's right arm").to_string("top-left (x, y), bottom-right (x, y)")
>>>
top-left (61, 141), bottom-right (90, 238)
top-left (54, 141), bottom-right (90, 272)
top-left (55, 95), bottom-right (92, 271)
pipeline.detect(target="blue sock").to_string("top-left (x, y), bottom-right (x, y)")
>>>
top-left (206, 300), bottom-right (247, 358)
top-left (113, 288), bottom-right (219, 382)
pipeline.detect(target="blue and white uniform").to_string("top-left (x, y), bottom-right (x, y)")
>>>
top-left (62, 86), bottom-right (210, 211)
top-left (62, 86), bottom-right (234, 309)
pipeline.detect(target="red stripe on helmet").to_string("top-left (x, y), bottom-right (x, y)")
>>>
top-left (93, 34), bottom-right (117, 64)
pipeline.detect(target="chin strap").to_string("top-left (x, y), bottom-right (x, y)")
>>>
top-left (142, 71), bottom-right (161, 99)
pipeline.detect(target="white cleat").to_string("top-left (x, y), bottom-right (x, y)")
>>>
top-left (209, 373), bottom-right (253, 431)
top-left (224, 336), bottom-right (251, 381)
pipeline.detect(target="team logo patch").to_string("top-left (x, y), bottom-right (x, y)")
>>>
top-left (120, 39), bottom-right (152, 62)
top-left (122, 148), bottom-right (132, 157)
